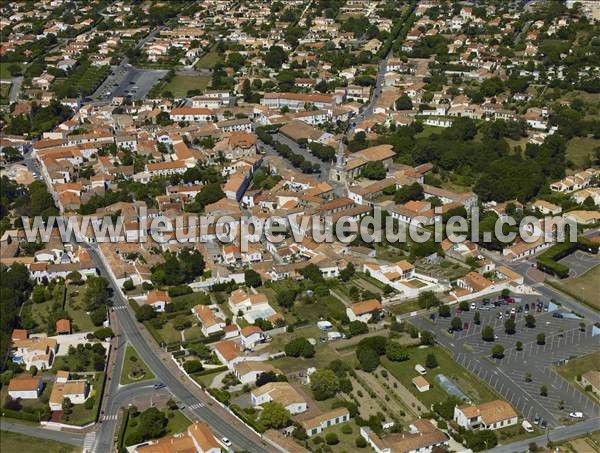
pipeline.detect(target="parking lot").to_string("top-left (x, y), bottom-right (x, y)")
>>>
top-left (411, 295), bottom-right (600, 428)
top-left (93, 65), bottom-right (167, 101)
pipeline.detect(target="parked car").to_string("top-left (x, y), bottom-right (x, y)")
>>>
top-left (222, 437), bottom-right (232, 447)
top-left (506, 297), bottom-right (515, 304)
top-left (569, 412), bottom-right (584, 419)
top-left (522, 420), bottom-right (534, 433)
top-left (540, 420), bottom-right (548, 429)
top-left (511, 308), bottom-right (516, 315)
top-left (517, 306), bottom-right (523, 313)
top-left (463, 322), bottom-right (469, 330)
top-left (470, 302), bottom-right (477, 310)
top-left (456, 308), bottom-right (462, 315)
top-left (553, 312), bottom-right (564, 318)
top-left (524, 303), bottom-right (530, 313)
top-left (533, 416), bottom-right (540, 425)
top-left (482, 298), bottom-right (491, 305)
top-left (429, 313), bottom-right (436, 320)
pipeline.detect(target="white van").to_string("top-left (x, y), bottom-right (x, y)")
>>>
top-left (522, 420), bottom-right (534, 433)
top-left (415, 364), bottom-right (427, 375)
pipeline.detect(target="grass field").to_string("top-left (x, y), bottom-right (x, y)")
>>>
top-left (306, 420), bottom-right (361, 452)
top-left (163, 75), bottom-right (210, 97)
top-left (0, 82), bottom-right (11, 104)
top-left (566, 137), bottom-right (599, 168)
top-left (388, 298), bottom-right (422, 315)
top-left (123, 409), bottom-right (191, 446)
top-left (0, 431), bottom-right (76, 453)
top-left (195, 50), bottom-right (222, 69)
top-left (381, 345), bottom-right (500, 408)
top-left (556, 351), bottom-right (600, 383)
top-left (550, 265), bottom-right (600, 311)
top-left (192, 369), bottom-right (224, 388)
top-left (65, 286), bottom-right (95, 332)
top-left (120, 345), bottom-right (155, 385)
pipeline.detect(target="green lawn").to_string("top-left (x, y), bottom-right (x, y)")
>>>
top-left (123, 409), bottom-right (191, 446)
top-left (65, 286), bottom-right (96, 332)
top-left (120, 345), bottom-right (155, 385)
top-left (0, 82), bottom-right (11, 104)
top-left (306, 420), bottom-right (361, 452)
top-left (195, 50), bottom-right (222, 69)
top-left (388, 298), bottom-right (422, 315)
top-left (0, 63), bottom-right (20, 80)
top-left (0, 431), bottom-right (76, 453)
top-left (549, 265), bottom-right (600, 312)
top-left (566, 137), bottom-right (599, 168)
top-left (556, 351), bottom-right (600, 383)
top-left (192, 369), bottom-right (224, 388)
top-left (381, 345), bottom-right (500, 408)
top-left (0, 379), bottom-right (52, 413)
top-left (162, 75), bottom-right (210, 97)
top-left (145, 318), bottom-right (206, 346)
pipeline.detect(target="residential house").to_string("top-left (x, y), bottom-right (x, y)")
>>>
top-left (145, 290), bottom-right (171, 312)
top-left (250, 382), bottom-right (307, 414)
top-left (8, 375), bottom-right (44, 399)
top-left (192, 305), bottom-right (226, 337)
top-left (454, 400), bottom-right (518, 430)
top-left (346, 299), bottom-right (383, 323)
top-left (301, 408), bottom-right (351, 437)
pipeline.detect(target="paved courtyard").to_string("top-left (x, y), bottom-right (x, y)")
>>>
top-left (411, 296), bottom-right (600, 427)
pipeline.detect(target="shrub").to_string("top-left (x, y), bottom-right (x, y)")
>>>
top-left (183, 360), bottom-right (204, 374)
top-left (355, 436), bottom-right (367, 448)
top-left (325, 433), bottom-right (339, 445)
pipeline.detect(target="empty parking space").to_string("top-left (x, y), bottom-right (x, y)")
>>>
top-left (411, 296), bottom-right (600, 427)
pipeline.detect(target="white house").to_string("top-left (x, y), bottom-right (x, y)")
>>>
top-left (250, 382), bottom-right (307, 414)
top-left (233, 361), bottom-right (282, 385)
top-left (8, 376), bottom-right (43, 399)
top-left (454, 401), bottom-right (518, 431)
top-left (144, 290), bottom-right (171, 312)
top-left (301, 408), bottom-right (351, 437)
top-left (49, 379), bottom-right (90, 411)
top-left (192, 305), bottom-right (226, 336)
top-left (240, 325), bottom-right (265, 350)
top-left (346, 299), bottom-right (383, 323)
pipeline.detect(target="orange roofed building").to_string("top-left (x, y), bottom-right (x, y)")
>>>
top-left (135, 421), bottom-right (221, 453)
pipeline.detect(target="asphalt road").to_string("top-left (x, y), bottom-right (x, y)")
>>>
top-left (490, 416), bottom-right (600, 453)
top-left (83, 244), bottom-right (271, 453)
top-left (0, 420), bottom-right (85, 448)
top-left (8, 76), bottom-right (23, 103)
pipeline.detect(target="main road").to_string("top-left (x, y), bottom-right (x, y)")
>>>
top-left (83, 242), bottom-right (273, 452)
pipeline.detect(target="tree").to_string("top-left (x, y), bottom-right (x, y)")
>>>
top-left (325, 433), bottom-right (339, 445)
top-left (244, 269), bottom-right (262, 287)
top-left (348, 321), bottom-right (368, 337)
top-left (537, 333), bottom-right (545, 345)
top-left (451, 317), bottom-right (462, 331)
top-left (459, 301), bottom-right (470, 311)
top-left (137, 407), bottom-right (168, 440)
top-left (473, 311), bottom-right (481, 325)
top-left (504, 318), bottom-right (516, 334)
top-left (355, 436), bottom-right (367, 448)
top-left (420, 330), bottom-right (435, 346)
top-left (265, 46), bottom-right (287, 69)
top-left (94, 327), bottom-right (113, 340)
top-left (385, 341), bottom-right (409, 362)
top-left (464, 429), bottom-right (498, 451)
top-left (395, 93), bottom-right (413, 111)
top-left (525, 314), bottom-right (536, 328)
top-left (259, 401), bottom-right (290, 428)
top-left (123, 279), bottom-right (134, 291)
top-left (339, 263), bottom-right (355, 282)
top-left (362, 161), bottom-right (387, 180)
top-left (356, 347), bottom-right (380, 372)
top-left (310, 369), bottom-right (339, 400)
top-left (136, 304), bottom-right (157, 322)
top-left (491, 345), bottom-right (505, 359)
top-left (540, 384), bottom-right (548, 396)
top-left (482, 325), bottom-right (494, 341)
top-left (425, 353), bottom-right (438, 369)
top-left (284, 337), bottom-right (315, 358)
top-left (525, 372), bottom-right (532, 382)
top-left (438, 305), bottom-right (451, 317)
top-left (256, 371), bottom-right (279, 387)
top-left (516, 341), bottom-right (523, 351)
top-left (183, 360), bottom-right (204, 374)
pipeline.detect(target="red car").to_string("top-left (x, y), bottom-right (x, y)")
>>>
top-left (463, 322), bottom-right (469, 330)
top-left (506, 297), bottom-right (515, 304)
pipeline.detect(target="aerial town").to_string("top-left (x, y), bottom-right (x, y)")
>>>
top-left (0, 1), bottom-right (599, 453)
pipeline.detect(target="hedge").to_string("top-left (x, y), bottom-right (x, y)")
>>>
top-left (1, 408), bottom-right (50, 422)
top-left (537, 237), bottom-right (599, 278)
